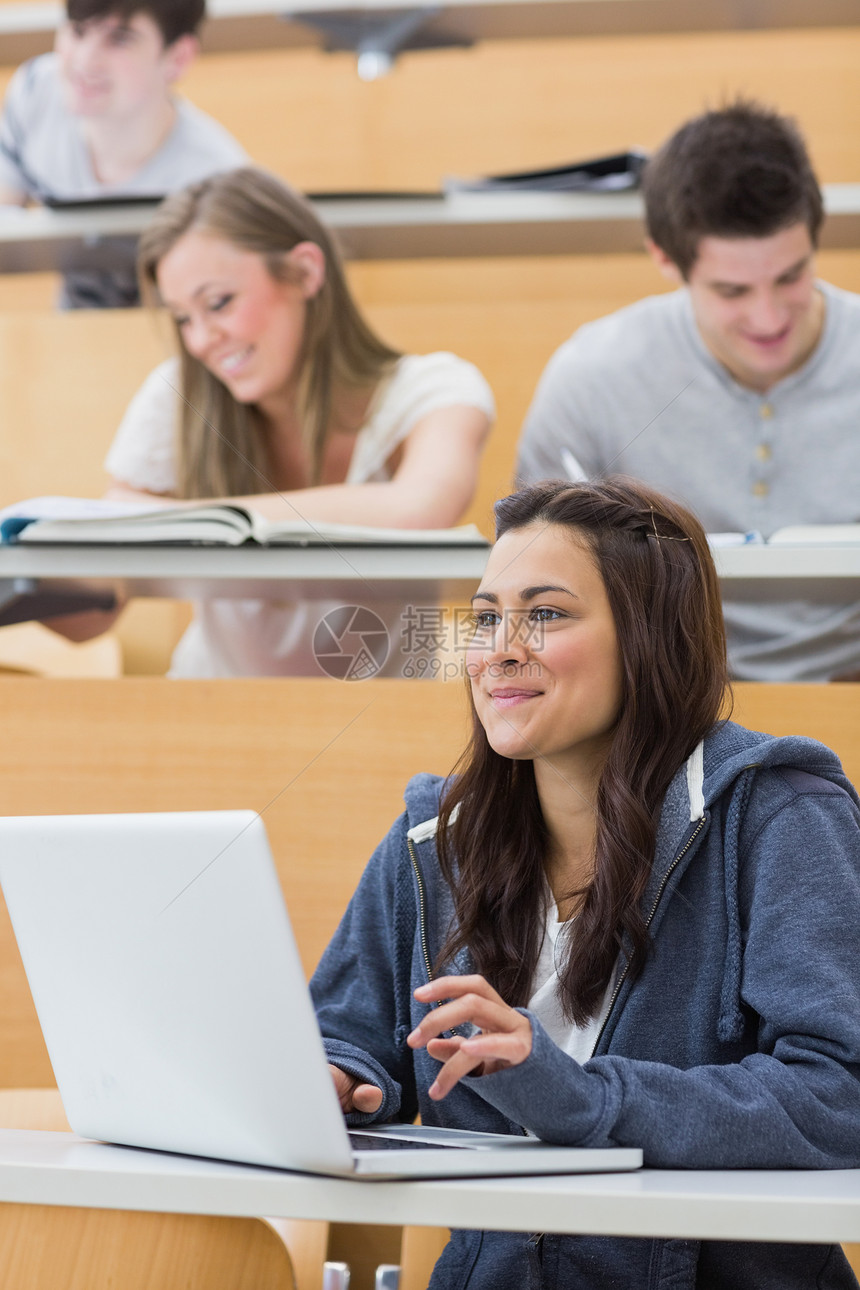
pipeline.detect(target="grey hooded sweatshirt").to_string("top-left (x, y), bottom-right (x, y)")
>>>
top-left (311, 720), bottom-right (860, 1288)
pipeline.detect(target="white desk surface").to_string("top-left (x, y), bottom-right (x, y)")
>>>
top-left (0, 191), bottom-right (645, 268)
top-left (0, 185), bottom-right (858, 269)
top-left (0, 1128), bottom-right (858, 1245)
top-left (0, 541), bottom-right (490, 604)
top-left (2, 542), bottom-right (860, 606)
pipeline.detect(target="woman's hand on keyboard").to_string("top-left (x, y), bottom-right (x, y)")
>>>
top-left (329, 1064), bottom-right (384, 1114)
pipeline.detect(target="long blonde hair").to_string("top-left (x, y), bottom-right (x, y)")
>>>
top-left (138, 167), bottom-right (401, 498)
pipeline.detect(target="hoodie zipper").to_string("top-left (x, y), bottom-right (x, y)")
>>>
top-left (407, 835), bottom-right (435, 986)
top-left (409, 832), bottom-right (531, 1140)
top-left (411, 807), bottom-right (708, 1054)
top-left (589, 813), bottom-right (708, 1057)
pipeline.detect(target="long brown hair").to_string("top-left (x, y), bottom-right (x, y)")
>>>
top-left (437, 477), bottom-right (729, 1025)
top-left (138, 167), bottom-right (401, 498)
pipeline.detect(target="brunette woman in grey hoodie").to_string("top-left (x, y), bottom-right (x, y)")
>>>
top-left (312, 478), bottom-right (860, 1289)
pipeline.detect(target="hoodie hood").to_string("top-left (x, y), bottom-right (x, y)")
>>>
top-left (650, 718), bottom-right (857, 905)
top-left (645, 719), bottom-right (858, 1044)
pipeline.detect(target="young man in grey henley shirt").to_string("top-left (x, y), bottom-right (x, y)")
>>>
top-left (516, 102), bottom-right (860, 683)
top-left (0, 0), bottom-right (246, 308)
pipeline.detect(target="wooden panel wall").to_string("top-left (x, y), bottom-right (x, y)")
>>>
top-left (2, 29), bottom-right (859, 189)
top-left (156, 30), bottom-right (860, 189)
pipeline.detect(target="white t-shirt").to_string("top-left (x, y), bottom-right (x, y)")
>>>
top-left (0, 53), bottom-right (247, 307)
top-left (527, 905), bottom-right (615, 1065)
top-left (106, 352), bottom-right (496, 676)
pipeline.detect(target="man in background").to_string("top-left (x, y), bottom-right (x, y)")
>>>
top-left (516, 101), bottom-right (860, 682)
top-left (0, 0), bottom-right (246, 307)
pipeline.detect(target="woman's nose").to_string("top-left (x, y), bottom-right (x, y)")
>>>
top-left (466, 616), bottom-right (530, 680)
top-left (183, 315), bottom-right (217, 359)
top-left (481, 616), bottom-right (531, 666)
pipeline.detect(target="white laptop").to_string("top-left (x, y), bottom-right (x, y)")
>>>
top-left (0, 811), bottom-right (642, 1180)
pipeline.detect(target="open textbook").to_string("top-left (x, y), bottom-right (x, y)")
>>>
top-left (0, 497), bottom-right (489, 548)
top-left (709, 525), bottom-right (860, 548)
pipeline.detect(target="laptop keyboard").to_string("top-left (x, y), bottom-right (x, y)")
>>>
top-left (349, 1131), bottom-right (467, 1152)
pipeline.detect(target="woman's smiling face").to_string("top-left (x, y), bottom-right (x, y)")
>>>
top-left (467, 522), bottom-right (623, 779)
top-left (156, 230), bottom-right (318, 411)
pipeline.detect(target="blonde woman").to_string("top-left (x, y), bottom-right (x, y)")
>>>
top-left (100, 167), bottom-right (494, 675)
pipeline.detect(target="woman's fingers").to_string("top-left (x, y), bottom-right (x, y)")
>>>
top-left (411, 975), bottom-right (533, 1098)
top-left (415, 975), bottom-right (502, 1006)
top-left (328, 1064), bottom-right (383, 1114)
top-left (427, 1042), bottom-right (487, 1099)
top-left (425, 1036), bottom-right (463, 1061)
top-left (426, 1029), bottom-right (531, 1100)
top-left (409, 976), bottom-right (524, 1050)
top-left (352, 1082), bottom-right (384, 1113)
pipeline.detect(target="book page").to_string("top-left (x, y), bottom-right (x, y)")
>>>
top-left (707, 531), bottom-right (764, 548)
top-left (0, 495), bottom-right (489, 548)
top-left (768, 524), bottom-right (860, 546)
top-left (0, 496), bottom-right (169, 524)
top-left (253, 512), bottom-right (489, 547)
top-left (2, 499), bottom-right (255, 545)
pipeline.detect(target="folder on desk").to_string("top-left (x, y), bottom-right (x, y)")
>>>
top-left (445, 149), bottom-right (648, 195)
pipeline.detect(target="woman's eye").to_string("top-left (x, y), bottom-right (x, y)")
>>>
top-left (209, 294), bottom-right (233, 312)
top-left (530, 607), bottom-right (563, 622)
top-left (471, 610), bottom-right (500, 629)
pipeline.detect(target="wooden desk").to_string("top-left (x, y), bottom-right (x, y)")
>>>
top-left (0, 1128), bottom-right (858, 1245)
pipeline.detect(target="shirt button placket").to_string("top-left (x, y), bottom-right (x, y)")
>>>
top-left (751, 401), bottom-right (774, 523)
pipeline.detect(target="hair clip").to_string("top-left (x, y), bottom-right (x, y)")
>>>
top-left (647, 506), bottom-right (691, 542)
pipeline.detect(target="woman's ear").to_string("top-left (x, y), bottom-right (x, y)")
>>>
top-left (285, 242), bottom-right (326, 299)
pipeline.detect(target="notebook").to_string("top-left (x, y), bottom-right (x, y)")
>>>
top-left (0, 811), bottom-right (642, 1180)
